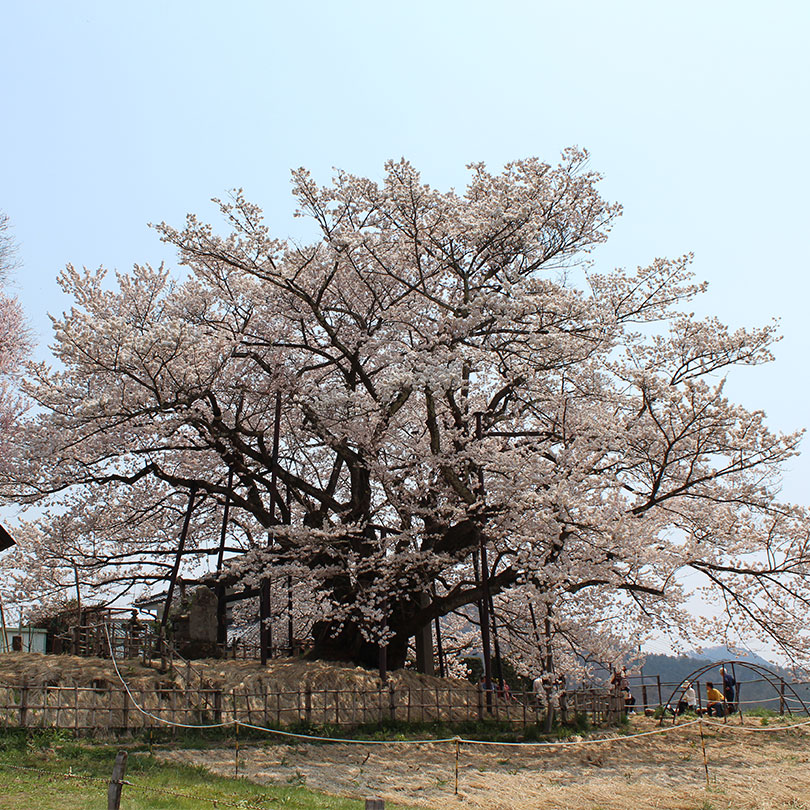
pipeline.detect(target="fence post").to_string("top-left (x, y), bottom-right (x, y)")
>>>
top-left (305, 686), bottom-right (312, 725)
top-left (477, 684), bottom-right (484, 721)
top-left (389, 683), bottom-right (397, 722)
top-left (107, 750), bottom-right (128, 810)
top-left (19, 678), bottom-right (29, 728)
top-left (213, 689), bottom-right (223, 724)
top-left (656, 675), bottom-right (663, 708)
top-left (365, 799), bottom-right (385, 810)
top-left (642, 684), bottom-right (649, 711)
top-left (780, 679), bottom-right (785, 715)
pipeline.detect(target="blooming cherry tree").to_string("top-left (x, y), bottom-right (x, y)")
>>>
top-left (4, 155), bottom-right (809, 671)
top-left (0, 213), bottom-right (29, 460)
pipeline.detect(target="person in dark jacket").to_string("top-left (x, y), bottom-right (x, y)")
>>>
top-left (720, 667), bottom-right (736, 712)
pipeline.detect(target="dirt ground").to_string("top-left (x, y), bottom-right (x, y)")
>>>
top-left (161, 717), bottom-right (810, 810)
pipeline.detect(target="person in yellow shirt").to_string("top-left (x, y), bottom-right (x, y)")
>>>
top-left (705, 682), bottom-right (726, 717)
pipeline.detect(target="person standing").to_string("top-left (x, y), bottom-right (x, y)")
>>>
top-left (720, 666), bottom-right (736, 712)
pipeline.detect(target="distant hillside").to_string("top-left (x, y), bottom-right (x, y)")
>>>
top-left (630, 651), bottom-right (810, 712)
top-left (687, 645), bottom-right (772, 668)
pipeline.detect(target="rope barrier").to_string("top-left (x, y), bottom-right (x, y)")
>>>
top-left (455, 720), bottom-right (701, 747)
top-left (0, 760), bottom-right (110, 786)
top-left (701, 716), bottom-right (810, 733)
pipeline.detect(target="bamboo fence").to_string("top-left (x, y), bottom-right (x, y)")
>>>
top-left (0, 680), bottom-right (621, 732)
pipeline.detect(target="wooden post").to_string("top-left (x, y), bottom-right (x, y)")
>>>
top-left (122, 689), bottom-right (129, 731)
top-left (435, 615), bottom-right (445, 678)
top-left (260, 579), bottom-right (272, 666)
top-left (214, 689), bottom-right (223, 724)
top-left (305, 686), bottom-right (312, 725)
top-left (365, 800), bottom-right (385, 810)
top-left (19, 679), bottom-right (28, 728)
top-left (780, 679), bottom-right (785, 715)
top-left (642, 684), bottom-right (649, 712)
top-left (215, 467), bottom-right (233, 648)
top-left (657, 675), bottom-right (663, 708)
top-left (107, 750), bottom-right (128, 810)
top-left (389, 683), bottom-right (397, 722)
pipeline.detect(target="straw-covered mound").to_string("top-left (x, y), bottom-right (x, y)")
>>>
top-left (0, 652), bottom-right (481, 730)
top-left (0, 651), bottom-right (468, 693)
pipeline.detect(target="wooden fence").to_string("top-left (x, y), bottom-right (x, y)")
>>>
top-left (0, 681), bottom-right (621, 732)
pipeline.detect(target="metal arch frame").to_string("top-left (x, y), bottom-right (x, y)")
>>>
top-left (662, 659), bottom-right (810, 719)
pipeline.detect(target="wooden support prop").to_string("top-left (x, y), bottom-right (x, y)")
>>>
top-left (107, 750), bottom-right (128, 810)
top-left (365, 800), bottom-right (385, 810)
top-left (162, 487), bottom-right (197, 632)
top-left (216, 468), bottom-right (234, 647)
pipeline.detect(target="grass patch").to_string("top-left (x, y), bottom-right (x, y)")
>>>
top-left (0, 729), bottom-right (416, 809)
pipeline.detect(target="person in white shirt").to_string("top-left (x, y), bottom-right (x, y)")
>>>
top-left (676, 682), bottom-right (697, 715)
top-left (532, 675), bottom-right (547, 708)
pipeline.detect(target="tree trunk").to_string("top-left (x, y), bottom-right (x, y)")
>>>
top-left (414, 592), bottom-right (435, 675)
top-left (307, 619), bottom-right (409, 670)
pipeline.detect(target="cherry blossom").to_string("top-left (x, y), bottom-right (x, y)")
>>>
top-left (3, 155), bottom-right (808, 672)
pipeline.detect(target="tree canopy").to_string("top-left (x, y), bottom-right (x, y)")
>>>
top-left (3, 152), bottom-right (808, 672)
top-left (0, 212), bottom-right (30, 480)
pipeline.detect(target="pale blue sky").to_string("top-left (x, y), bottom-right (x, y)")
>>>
top-left (2, 0), bottom-right (809, 506)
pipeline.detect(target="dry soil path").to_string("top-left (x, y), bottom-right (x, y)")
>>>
top-left (160, 717), bottom-right (810, 809)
